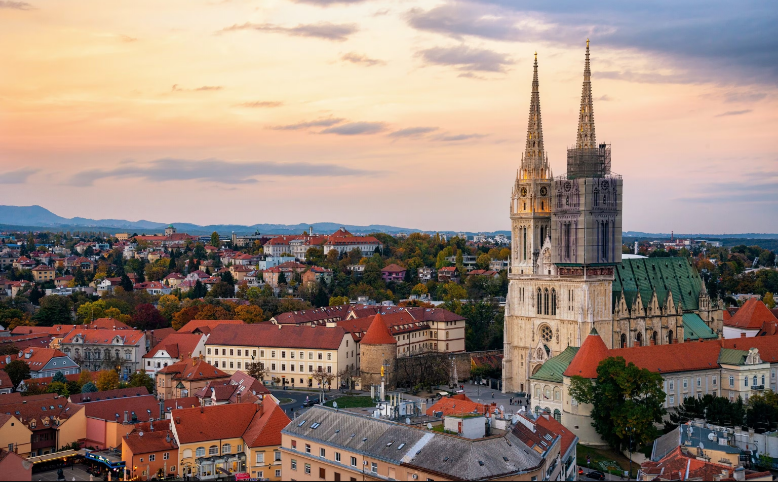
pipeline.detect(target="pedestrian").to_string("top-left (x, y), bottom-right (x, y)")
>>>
top-left (491, 392), bottom-right (494, 399)
top-left (57, 468), bottom-right (65, 481)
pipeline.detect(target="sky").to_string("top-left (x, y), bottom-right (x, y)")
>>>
top-left (0, 0), bottom-right (776, 233)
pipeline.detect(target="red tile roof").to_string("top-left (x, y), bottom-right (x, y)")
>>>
top-left (70, 387), bottom-right (149, 404)
top-left (158, 359), bottom-right (230, 382)
top-left (88, 317), bottom-right (131, 330)
top-left (534, 412), bottom-right (577, 457)
top-left (61, 328), bottom-right (145, 346)
top-left (80, 394), bottom-right (160, 422)
top-left (242, 401), bottom-right (291, 448)
top-left (172, 403), bottom-right (261, 444)
top-left (123, 420), bottom-right (178, 455)
top-left (143, 333), bottom-right (204, 360)
top-left (381, 264), bottom-right (406, 273)
top-left (563, 329), bottom-right (610, 378)
top-left (360, 313), bottom-right (397, 345)
top-left (426, 394), bottom-right (489, 417)
top-left (11, 325), bottom-right (75, 336)
top-left (206, 323), bottom-right (348, 350)
top-left (0, 394), bottom-right (83, 431)
top-left (725, 298), bottom-right (778, 330)
top-left (641, 447), bottom-right (750, 481)
top-left (177, 319), bottom-right (244, 334)
top-left (0, 347), bottom-right (71, 372)
top-left (0, 371), bottom-right (12, 391)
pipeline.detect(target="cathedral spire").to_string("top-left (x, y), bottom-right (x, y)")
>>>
top-left (576, 39), bottom-right (596, 149)
top-left (522, 52), bottom-right (546, 175)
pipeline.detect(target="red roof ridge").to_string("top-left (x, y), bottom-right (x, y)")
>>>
top-left (360, 313), bottom-right (397, 345)
top-left (725, 298), bottom-right (778, 330)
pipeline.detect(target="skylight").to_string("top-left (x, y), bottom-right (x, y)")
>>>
top-left (298, 420), bottom-right (306, 427)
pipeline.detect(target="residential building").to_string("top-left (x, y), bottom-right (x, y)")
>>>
top-left (176, 319), bottom-right (245, 335)
top-left (0, 393), bottom-right (86, 457)
top-left (163, 272), bottom-right (185, 288)
top-left (142, 333), bottom-right (207, 376)
top-left (639, 446), bottom-right (771, 481)
top-left (322, 228), bottom-right (382, 256)
top-left (156, 359), bottom-right (230, 401)
top-left (133, 281), bottom-right (172, 296)
top-left (54, 275), bottom-right (74, 288)
top-left (489, 259), bottom-right (510, 271)
top-left (262, 261), bottom-right (308, 288)
top-left (171, 399), bottom-right (290, 481)
top-left (205, 324), bottom-right (355, 388)
top-left (301, 266), bottom-right (333, 288)
top-left (0, 371), bottom-right (12, 394)
top-left (417, 266), bottom-right (436, 282)
top-left (437, 266), bottom-right (460, 283)
top-left (31, 265), bottom-right (55, 283)
top-left (122, 420), bottom-right (178, 482)
top-left (467, 269), bottom-right (500, 279)
top-left (0, 348), bottom-right (80, 379)
top-left (60, 328), bottom-right (146, 378)
top-left (280, 405), bottom-right (555, 481)
top-left (0, 448), bottom-right (32, 481)
top-left (723, 298), bottom-right (778, 339)
top-left (381, 264), bottom-right (406, 283)
top-left (445, 254), bottom-right (478, 271)
top-left (79, 391), bottom-right (160, 450)
top-left (96, 277), bottom-right (123, 295)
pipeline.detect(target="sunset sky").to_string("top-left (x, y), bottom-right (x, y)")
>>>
top-left (1, 0), bottom-right (776, 233)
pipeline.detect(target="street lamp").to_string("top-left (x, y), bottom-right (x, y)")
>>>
top-left (626, 426), bottom-right (635, 481)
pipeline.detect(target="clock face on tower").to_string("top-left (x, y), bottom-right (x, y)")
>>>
top-left (540, 186), bottom-right (548, 196)
top-left (520, 187), bottom-right (528, 197)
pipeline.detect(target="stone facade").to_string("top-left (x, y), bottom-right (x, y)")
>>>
top-left (502, 42), bottom-right (722, 395)
top-left (360, 343), bottom-right (396, 390)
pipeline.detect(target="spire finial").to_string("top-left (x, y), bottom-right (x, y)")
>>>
top-left (576, 39), bottom-right (596, 148)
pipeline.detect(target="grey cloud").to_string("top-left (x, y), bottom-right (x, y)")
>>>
top-left (320, 122), bottom-right (387, 135)
top-left (220, 22), bottom-right (358, 42)
top-left (269, 117), bottom-right (345, 130)
top-left (594, 70), bottom-right (699, 85)
top-left (0, 168), bottom-right (38, 184)
top-left (715, 109), bottom-right (752, 117)
top-left (67, 158), bottom-right (376, 187)
top-left (595, 94), bottom-right (613, 101)
top-left (388, 127), bottom-right (439, 138)
top-left (418, 45), bottom-right (513, 73)
top-left (0, 1), bottom-right (33, 9)
top-left (724, 92), bottom-right (767, 103)
top-left (435, 133), bottom-right (487, 141)
top-left (235, 101), bottom-right (284, 108)
top-left (406, 3), bottom-right (521, 41)
top-left (172, 84), bottom-right (223, 92)
top-left (429, 0), bottom-right (778, 84)
top-left (341, 52), bottom-right (386, 67)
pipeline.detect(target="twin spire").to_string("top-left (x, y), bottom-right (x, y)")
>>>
top-left (520, 40), bottom-right (597, 177)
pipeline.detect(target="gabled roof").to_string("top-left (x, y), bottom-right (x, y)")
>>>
top-left (70, 387), bottom-right (149, 404)
top-left (381, 264), bottom-right (406, 273)
top-left (726, 298), bottom-right (778, 330)
top-left (123, 420), bottom-right (177, 455)
top-left (613, 257), bottom-right (704, 312)
top-left (563, 329), bottom-right (609, 378)
top-left (242, 401), bottom-right (292, 448)
top-left (0, 395), bottom-right (83, 431)
top-left (80, 394), bottom-right (161, 422)
top-left (172, 403), bottom-right (261, 444)
top-left (143, 333), bottom-right (203, 360)
top-left (426, 394), bottom-right (490, 417)
top-left (158, 359), bottom-right (229, 382)
top-left (682, 313), bottom-right (718, 341)
top-left (88, 317), bottom-right (131, 330)
top-left (177, 319), bottom-right (244, 334)
top-left (360, 313), bottom-right (397, 345)
top-left (61, 328), bottom-right (144, 346)
top-left (0, 348), bottom-right (73, 372)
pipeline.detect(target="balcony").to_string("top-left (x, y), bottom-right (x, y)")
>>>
top-left (751, 385), bottom-right (765, 390)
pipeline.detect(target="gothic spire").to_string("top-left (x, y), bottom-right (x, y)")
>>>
top-left (522, 52), bottom-right (546, 175)
top-left (576, 39), bottom-right (596, 149)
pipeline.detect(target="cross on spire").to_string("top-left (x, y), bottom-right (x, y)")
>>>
top-left (576, 39), bottom-right (596, 149)
top-left (521, 52), bottom-right (548, 176)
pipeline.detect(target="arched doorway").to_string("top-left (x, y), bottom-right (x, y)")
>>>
top-left (652, 330), bottom-right (658, 346)
top-left (621, 333), bottom-right (627, 348)
top-left (635, 332), bottom-right (642, 347)
top-left (668, 330), bottom-right (674, 344)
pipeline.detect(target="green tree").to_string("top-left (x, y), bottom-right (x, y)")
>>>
top-left (81, 382), bottom-right (98, 393)
top-left (569, 356), bottom-right (666, 450)
top-left (476, 253), bottom-right (491, 270)
top-left (329, 296), bottom-right (349, 306)
top-left (4, 359), bottom-right (31, 391)
top-left (33, 295), bottom-right (73, 326)
top-left (411, 283), bottom-right (428, 296)
top-left (209, 281), bottom-right (234, 299)
top-left (96, 370), bottom-right (120, 391)
top-left (52, 371), bottom-right (68, 384)
top-left (764, 293), bottom-right (776, 309)
top-left (277, 271), bottom-right (287, 285)
top-left (46, 381), bottom-right (69, 396)
top-left (120, 274), bottom-right (134, 292)
top-left (128, 370), bottom-right (155, 394)
top-left (211, 231), bottom-right (220, 248)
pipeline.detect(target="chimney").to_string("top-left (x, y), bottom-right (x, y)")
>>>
top-left (24, 349), bottom-right (32, 359)
top-left (733, 466), bottom-right (745, 481)
top-left (124, 411), bottom-right (129, 423)
top-left (741, 333), bottom-right (746, 338)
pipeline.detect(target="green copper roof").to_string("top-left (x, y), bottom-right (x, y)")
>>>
top-left (718, 348), bottom-right (748, 366)
top-left (682, 313), bottom-right (717, 341)
top-left (613, 257), bottom-right (704, 312)
top-left (530, 346), bottom-right (580, 383)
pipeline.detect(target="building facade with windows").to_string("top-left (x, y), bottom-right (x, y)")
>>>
top-left (205, 324), bottom-right (355, 388)
top-left (121, 420), bottom-right (178, 482)
top-left (60, 328), bottom-right (146, 378)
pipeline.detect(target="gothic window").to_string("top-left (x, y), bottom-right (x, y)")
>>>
top-left (523, 228), bottom-right (527, 261)
top-left (557, 194), bottom-right (562, 209)
top-left (593, 188), bottom-right (599, 207)
top-left (565, 196), bottom-right (570, 206)
top-left (551, 289), bottom-right (557, 316)
top-left (668, 330), bottom-right (674, 344)
top-left (540, 325), bottom-right (553, 343)
top-left (621, 334), bottom-right (627, 348)
top-left (537, 289), bottom-right (542, 315)
top-left (543, 289), bottom-right (549, 315)
top-left (652, 331), bottom-right (658, 346)
top-left (635, 332), bottom-right (643, 347)
top-left (564, 223), bottom-right (571, 259)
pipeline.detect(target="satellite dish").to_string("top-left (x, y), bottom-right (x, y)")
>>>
top-left (708, 433), bottom-right (716, 441)
top-left (427, 423), bottom-right (433, 430)
top-left (405, 417), bottom-right (411, 425)
top-left (333, 402), bottom-right (338, 409)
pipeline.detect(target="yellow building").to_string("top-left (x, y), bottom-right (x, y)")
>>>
top-left (0, 394), bottom-right (85, 457)
top-left (205, 324), bottom-right (355, 389)
top-left (171, 399), bottom-right (290, 481)
top-left (0, 413), bottom-right (33, 457)
top-left (31, 265), bottom-right (56, 283)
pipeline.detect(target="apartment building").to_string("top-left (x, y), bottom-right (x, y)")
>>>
top-left (205, 324), bottom-right (355, 388)
top-left (60, 328), bottom-right (146, 378)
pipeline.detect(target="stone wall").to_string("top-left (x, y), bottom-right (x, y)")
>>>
top-left (360, 343), bottom-right (397, 389)
top-left (450, 350), bottom-right (503, 382)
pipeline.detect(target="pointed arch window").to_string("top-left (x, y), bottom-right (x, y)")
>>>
top-left (537, 289), bottom-right (542, 315)
top-left (593, 188), bottom-right (599, 207)
top-left (550, 289), bottom-right (557, 316)
top-left (543, 288), bottom-right (550, 315)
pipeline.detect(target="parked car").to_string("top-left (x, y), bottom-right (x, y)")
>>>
top-left (586, 470), bottom-right (606, 480)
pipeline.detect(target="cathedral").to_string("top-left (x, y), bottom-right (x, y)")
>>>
top-left (502, 41), bottom-right (723, 394)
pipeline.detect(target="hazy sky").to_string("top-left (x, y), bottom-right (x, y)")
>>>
top-left (1, 0), bottom-right (776, 233)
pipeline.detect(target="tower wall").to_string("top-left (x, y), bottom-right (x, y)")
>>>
top-left (360, 343), bottom-right (397, 389)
